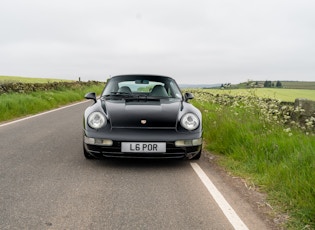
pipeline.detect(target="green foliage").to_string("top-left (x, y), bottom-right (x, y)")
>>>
top-left (264, 80), bottom-right (272, 88)
top-left (276, 80), bottom-right (282, 88)
top-left (191, 91), bottom-right (315, 229)
top-left (0, 83), bottom-right (104, 122)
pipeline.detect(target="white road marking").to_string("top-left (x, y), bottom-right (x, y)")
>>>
top-left (0, 101), bottom-right (89, 128)
top-left (190, 163), bottom-right (249, 230)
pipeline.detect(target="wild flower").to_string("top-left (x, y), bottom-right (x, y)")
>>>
top-left (187, 89), bottom-right (314, 135)
top-left (305, 118), bottom-right (314, 129)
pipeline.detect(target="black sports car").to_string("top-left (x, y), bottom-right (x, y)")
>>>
top-left (83, 74), bottom-right (202, 160)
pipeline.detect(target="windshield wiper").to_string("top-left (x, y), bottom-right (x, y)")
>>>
top-left (103, 92), bottom-right (133, 99)
top-left (104, 92), bottom-right (170, 101)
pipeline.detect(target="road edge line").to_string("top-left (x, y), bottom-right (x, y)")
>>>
top-left (190, 162), bottom-right (249, 230)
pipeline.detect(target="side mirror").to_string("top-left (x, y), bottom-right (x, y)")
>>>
top-left (184, 92), bottom-right (194, 102)
top-left (85, 92), bottom-right (97, 103)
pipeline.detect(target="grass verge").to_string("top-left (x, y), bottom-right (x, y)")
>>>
top-left (192, 93), bottom-right (315, 229)
top-left (0, 84), bottom-right (104, 122)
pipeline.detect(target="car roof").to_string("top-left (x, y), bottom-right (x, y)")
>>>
top-left (109, 74), bottom-right (174, 81)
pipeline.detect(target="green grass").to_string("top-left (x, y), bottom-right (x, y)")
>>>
top-left (0, 75), bottom-right (74, 83)
top-left (192, 93), bottom-right (315, 229)
top-left (204, 88), bottom-right (315, 102)
top-left (0, 84), bottom-right (104, 122)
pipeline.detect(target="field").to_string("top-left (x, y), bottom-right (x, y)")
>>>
top-left (0, 75), bottom-right (73, 83)
top-left (282, 81), bottom-right (315, 89)
top-left (203, 88), bottom-right (315, 102)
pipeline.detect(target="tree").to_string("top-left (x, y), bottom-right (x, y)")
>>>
top-left (276, 81), bottom-right (282, 88)
top-left (264, 81), bottom-right (272, 88)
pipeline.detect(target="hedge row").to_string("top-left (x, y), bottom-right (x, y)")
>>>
top-left (0, 81), bottom-right (104, 95)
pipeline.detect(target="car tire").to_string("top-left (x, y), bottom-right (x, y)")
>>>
top-left (191, 149), bottom-right (201, 160)
top-left (83, 144), bottom-right (96, 159)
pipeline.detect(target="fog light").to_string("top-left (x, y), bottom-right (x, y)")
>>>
top-left (192, 138), bottom-right (202, 146)
top-left (84, 136), bottom-right (95, 144)
top-left (101, 139), bottom-right (113, 146)
top-left (175, 138), bottom-right (202, 147)
top-left (175, 140), bottom-right (192, 147)
top-left (84, 136), bottom-right (113, 146)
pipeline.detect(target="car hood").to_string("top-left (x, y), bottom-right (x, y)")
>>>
top-left (105, 100), bottom-right (181, 128)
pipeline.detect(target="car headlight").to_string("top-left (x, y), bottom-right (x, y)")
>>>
top-left (87, 112), bottom-right (107, 129)
top-left (180, 113), bottom-right (199, 131)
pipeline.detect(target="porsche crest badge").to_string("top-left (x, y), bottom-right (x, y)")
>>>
top-left (141, 119), bottom-right (147, 125)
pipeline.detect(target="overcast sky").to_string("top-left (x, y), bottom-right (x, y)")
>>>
top-left (1, 0), bottom-right (314, 84)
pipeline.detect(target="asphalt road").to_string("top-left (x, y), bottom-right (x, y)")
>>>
top-left (0, 101), bottom-right (273, 230)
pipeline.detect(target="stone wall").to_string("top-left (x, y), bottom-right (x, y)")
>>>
top-left (293, 98), bottom-right (315, 132)
top-left (294, 99), bottom-right (315, 116)
top-left (0, 81), bottom-right (103, 95)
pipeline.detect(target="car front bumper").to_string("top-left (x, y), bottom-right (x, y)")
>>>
top-left (83, 128), bottom-right (202, 159)
top-left (84, 141), bottom-right (202, 159)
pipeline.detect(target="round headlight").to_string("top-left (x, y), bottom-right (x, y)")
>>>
top-left (88, 112), bottom-right (106, 129)
top-left (180, 113), bottom-right (199, 131)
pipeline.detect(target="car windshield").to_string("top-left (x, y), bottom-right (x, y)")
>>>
top-left (102, 75), bottom-right (183, 100)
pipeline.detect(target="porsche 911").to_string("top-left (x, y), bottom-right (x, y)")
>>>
top-left (83, 74), bottom-right (202, 160)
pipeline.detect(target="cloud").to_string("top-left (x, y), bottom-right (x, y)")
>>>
top-left (1, 0), bottom-right (315, 84)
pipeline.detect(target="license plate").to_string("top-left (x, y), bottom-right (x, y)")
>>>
top-left (121, 142), bottom-right (166, 153)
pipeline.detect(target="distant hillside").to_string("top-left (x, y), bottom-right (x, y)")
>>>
top-left (179, 84), bottom-right (221, 89)
top-left (281, 81), bottom-right (315, 89)
top-left (238, 81), bottom-right (315, 90)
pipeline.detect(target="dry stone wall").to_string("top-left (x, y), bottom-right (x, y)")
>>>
top-left (293, 99), bottom-right (315, 131)
top-left (294, 99), bottom-right (315, 117)
top-left (0, 81), bottom-right (102, 95)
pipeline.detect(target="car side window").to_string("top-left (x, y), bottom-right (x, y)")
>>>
top-left (170, 81), bottom-right (182, 99)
